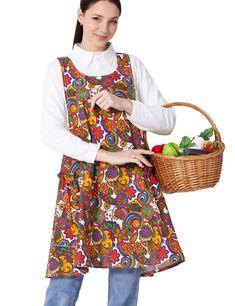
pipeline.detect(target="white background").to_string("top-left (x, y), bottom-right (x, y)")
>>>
top-left (0, 0), bottom-right (234, 305)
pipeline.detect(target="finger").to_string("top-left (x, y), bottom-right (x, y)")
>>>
top-left (132, 149), bottom-right (153, 154)
top-left (131, 154), bottom-right (152, 167)
top-left (88, 92), bottom-right (103, 108)
top-left (103, 102), bottom-right (111, 110)
top-left (131, 158), bottom-right (144, 168)
top-left (100, 89), bottom-right (110, 97)
top-left (100, 101), bottom-right (111, 110)
top-left (96, 96), bottom-right (106, 106)
top-left (92, 96), bottom-right (105, 109)
top-left (137, 149), bottom-right (155, 154)
top-left (97, 97), bottom-right (111, 110)
top-left (136, 155), bottom-right (153, 167)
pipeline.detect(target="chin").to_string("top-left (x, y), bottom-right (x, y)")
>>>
top-left (94, 39), bottom-right (109, 48)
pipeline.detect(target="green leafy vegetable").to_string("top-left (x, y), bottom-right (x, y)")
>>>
top-left (179, 136), bottom-right (196, 148)
top-left (199, 128), bottom-right (214, 140)
top-left (176, 147), bottom-right (189, 156)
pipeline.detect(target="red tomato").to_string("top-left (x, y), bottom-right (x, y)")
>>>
top-left (152, 144), bottom-right (165, 153)
top-left (203, 146), bottom-right (213, 151)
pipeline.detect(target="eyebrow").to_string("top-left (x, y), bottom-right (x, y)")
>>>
top-left (92, 14), bottom-right (119, 19)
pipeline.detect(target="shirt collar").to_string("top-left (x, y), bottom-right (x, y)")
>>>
top-left (70, 41), bottom-right (116, 68)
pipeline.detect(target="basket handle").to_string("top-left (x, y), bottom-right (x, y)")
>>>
top-left (142, 101), bottom-right (222, 150)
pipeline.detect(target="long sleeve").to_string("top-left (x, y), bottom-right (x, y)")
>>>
top-left (125, 55), bottom-right (176, 135)
top-left (40, 59), bottom-right (101, 163)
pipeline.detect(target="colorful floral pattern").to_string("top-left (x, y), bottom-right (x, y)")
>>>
top-left (45, 53), bottom-right (185, 278)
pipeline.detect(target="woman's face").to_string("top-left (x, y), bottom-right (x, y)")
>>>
top-left (77, 1), bottom-right (120, 51)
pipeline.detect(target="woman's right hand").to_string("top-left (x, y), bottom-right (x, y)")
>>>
top-left (96, 148), bottom-right (155, 168)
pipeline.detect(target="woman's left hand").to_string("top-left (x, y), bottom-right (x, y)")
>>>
top-left (88, 90), bottom-right (126, 112)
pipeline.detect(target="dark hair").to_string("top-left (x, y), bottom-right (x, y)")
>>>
top-left (72, 0), bottom-right (122, 48)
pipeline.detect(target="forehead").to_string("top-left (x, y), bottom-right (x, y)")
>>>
top-left (86, 1), bottom-right (120, 17)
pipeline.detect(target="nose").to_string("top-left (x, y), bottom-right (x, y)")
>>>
top-left (99, 22), bottom-right (109, 34)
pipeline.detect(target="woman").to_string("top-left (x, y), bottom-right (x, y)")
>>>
top-left (42, 0), bottom-right (185, 305)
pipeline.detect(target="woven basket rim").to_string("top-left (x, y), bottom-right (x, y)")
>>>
top-left (151, 141), bottom-right (225, 161)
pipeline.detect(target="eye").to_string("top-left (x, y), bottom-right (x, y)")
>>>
top-left (111, 20), bottom-right (118, 24)
top-left (92, 17), bottom-right (101, 21)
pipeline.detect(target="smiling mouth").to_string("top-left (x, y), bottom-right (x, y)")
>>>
top-left (95, 34), bottom-right (108, 39)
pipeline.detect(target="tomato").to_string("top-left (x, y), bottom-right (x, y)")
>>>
top-left (204, 140), bottom-right (213, 150)
top-left (203, 146), bottom-right (213, 151)
top-left (152, 144), bottom-right (165, 154)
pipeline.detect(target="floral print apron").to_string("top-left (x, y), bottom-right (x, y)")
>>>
top-left (45, 53), bottom-right (185, 278)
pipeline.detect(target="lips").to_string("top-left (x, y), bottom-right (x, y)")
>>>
top-left (95, 34), bottom-right (108, 39)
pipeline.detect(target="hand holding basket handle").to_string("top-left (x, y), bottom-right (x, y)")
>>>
top-left (142, 102), bottom-right (225, 194)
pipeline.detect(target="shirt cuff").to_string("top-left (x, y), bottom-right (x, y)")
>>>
top-left (86, 142), bottom-right (101, 163)
top-left (124, 99), bottom-right (138, 121)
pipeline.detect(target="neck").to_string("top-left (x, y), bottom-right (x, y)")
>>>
top-left (79, 40), bottom-right (109, 52)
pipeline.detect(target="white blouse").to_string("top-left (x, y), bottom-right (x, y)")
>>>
top-left (40, 42), bottom-right (176, 163)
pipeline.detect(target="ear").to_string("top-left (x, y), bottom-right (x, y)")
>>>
top-left (77, 8), bottom-right (84, 25)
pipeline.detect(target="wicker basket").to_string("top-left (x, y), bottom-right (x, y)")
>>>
top-left (142, 102), bottom-right (225, 193)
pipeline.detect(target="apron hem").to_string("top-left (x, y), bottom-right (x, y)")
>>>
top-left (45, 257), bottom-right (185, 278)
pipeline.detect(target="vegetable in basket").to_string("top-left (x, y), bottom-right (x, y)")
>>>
top-left (162, 143), bottom-right (180, 157)
top-left (151, 128), bottom-right (217, 157)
